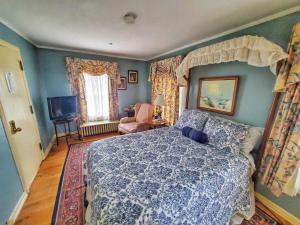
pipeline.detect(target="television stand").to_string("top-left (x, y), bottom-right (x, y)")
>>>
top-left (53, 116), bottom-right (81, 146)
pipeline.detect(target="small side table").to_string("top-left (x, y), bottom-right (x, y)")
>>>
top-left (53, 117), bottom-right (81, 146)
top-left (149, 120), bottom-right (167, 129)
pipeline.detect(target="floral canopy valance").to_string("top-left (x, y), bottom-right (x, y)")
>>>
top-left (176, 35), bottom-right (288, 86)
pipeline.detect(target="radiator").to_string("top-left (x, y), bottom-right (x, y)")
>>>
top-left (80, 120), bottom-right (119, 137)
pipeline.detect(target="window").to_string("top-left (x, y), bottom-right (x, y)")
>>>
top-left (83, 73), bottom-right (109, 121)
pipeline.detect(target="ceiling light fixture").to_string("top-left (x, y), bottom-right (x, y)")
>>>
top-left (123, 12), bottom-right (137, 24)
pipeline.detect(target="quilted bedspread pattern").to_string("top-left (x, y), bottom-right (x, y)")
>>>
top-left (86, 127), bottom-right (253, 225)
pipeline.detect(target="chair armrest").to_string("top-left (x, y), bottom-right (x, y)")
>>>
top-left (120, 117), bottom-right (136, 123)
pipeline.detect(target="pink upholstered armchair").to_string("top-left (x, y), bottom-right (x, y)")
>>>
top-left (118, 103), bottom-right (154, 134)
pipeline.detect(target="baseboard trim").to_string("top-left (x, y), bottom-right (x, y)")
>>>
top-left (43, 131), bottom-right (79, 160)
top-left (43, 135), bottom-right (56, 160)
top-left (6, 192), bottom-right (28, 225)
top-left (255, 192), bottom-right (300, 225)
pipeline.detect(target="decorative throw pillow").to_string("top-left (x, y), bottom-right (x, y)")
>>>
top-left (213, 116), bottom-right (264, 155)
top-left (175, 109), bottom-right (209, 130)
top-left (182, 126), bottom-right (209, 143)
top-left (203, 117), bottom-right (249, 154)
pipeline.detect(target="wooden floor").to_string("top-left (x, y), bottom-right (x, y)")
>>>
top-left (15, 132), bottom-right (292, 225)
top-left (15, 133), bottom-right (118, 225)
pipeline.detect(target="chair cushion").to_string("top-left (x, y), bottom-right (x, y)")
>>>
top-left (120, 117), bottom-right (136, 123)
top-left (118, 122), bottom-right (150, 133)
top-left (119, 122), bottom-right (139, 133)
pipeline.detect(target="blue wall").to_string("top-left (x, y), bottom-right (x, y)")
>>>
top-left (0, 120), bottom-right (23, 225)
top-left (37, 49), bottom-right (149, 145)
top-left (149, 11), bottom-right (300, 218)
top-left (189, 63), bottom-right (275, 127)
top-left (0, 23), bottom-right (46, 225)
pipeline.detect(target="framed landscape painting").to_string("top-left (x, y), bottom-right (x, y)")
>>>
top-left (197, 76), bottom-right (239, 115)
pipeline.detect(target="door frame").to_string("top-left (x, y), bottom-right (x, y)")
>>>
top-left (0, 39), bottom-right (44, 192)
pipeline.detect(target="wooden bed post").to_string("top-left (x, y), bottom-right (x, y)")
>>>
top-left (254, 61), bottom-right (282, 182)
top-left (253, 92), bottom-right (281, 181)
top-left (185, 69), bottom-right (191, 109)
top-left (180, 61), bottom-right (282, 183)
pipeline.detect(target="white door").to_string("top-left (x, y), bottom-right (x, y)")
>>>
top-left (0, 40), bottom-right (43, 192)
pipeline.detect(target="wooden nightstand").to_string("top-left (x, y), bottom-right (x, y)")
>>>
top-left (149, 120), bottom-right (167, 129)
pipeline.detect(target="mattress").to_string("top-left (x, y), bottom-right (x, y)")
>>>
top-left (85, 127), bottom-right (254, 225)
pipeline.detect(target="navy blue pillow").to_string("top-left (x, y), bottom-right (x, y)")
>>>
top-left (182, 126), bottom-right (208, 144)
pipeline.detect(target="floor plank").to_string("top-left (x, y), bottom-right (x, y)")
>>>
top-left (15, 133), bottom-right (118, 225)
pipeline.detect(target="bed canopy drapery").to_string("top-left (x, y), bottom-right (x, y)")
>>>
top-left (173, 32), bottom-right (300, 196)
top-left (176, 35), bottom-right (287, 86)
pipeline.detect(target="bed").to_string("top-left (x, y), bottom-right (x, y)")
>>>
top-left (85, 110), bottom-right (258, 225)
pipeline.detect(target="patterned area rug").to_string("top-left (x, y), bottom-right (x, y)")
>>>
top-left (241, 201), bottom-right (282, 225)
top-left (51, 142), bottom-right (90, 225)
top-left (51, 142), bottom-right (282, 225)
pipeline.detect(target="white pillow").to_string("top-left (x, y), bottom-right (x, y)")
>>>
top-left (242, 152), bottom-right (256, 175)
top-left (240, 127), bottom-right (264, 154)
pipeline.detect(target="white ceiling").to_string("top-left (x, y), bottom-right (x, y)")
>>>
top-left (0, 0), bottom-right (299, 60)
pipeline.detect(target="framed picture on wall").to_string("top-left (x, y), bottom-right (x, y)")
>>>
top-left (197, 76), bottom-right (239, 116)
top-left (118, 76), bottom-right (127, 90)
top-left (128, 70), bottom-right (138, 83)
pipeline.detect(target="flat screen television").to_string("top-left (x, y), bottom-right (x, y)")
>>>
top-left (47, 96), bottom-right (78, 120)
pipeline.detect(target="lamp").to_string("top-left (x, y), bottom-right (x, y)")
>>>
top-left (154, 94), bottom-right (165, 120)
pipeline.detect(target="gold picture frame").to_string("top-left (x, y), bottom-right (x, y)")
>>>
top-left (197, 76), bottom-right (239, 116)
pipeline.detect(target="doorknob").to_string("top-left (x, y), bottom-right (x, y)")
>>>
top-left (9, 120), bottom-right (22, 134)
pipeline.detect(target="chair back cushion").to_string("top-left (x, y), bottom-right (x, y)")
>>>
top-left (136, 103), bottom-right (153, 123)
top-left (134, 103), bottom-right (142, 117)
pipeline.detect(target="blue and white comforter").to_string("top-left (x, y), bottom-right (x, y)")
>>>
top-left (86, 127), bottom-right (254, 225)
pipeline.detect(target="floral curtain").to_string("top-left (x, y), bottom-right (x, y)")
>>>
top-left (65, 57), bottom-right (119, 122)
top-left (149, 56), bottom-right (183, 125)
top-left (260, 23), bottom-right (300, 196)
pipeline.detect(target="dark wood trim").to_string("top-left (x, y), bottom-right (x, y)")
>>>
top-left (253, 92), bottom-right (280, 181)
top-left (185, 70), bottom-right (191, 109)
top-left (253, 61), bottom-right (283, 181)
top-left (197, 76), bottom-right (239, 116)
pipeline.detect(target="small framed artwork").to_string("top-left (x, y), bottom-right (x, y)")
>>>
top-left (128, 70), bottom-right (138, 83)
top-left (197, 76), bottom-right (239, 116)
top-left (118, 76), bottom-right (127, 90)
